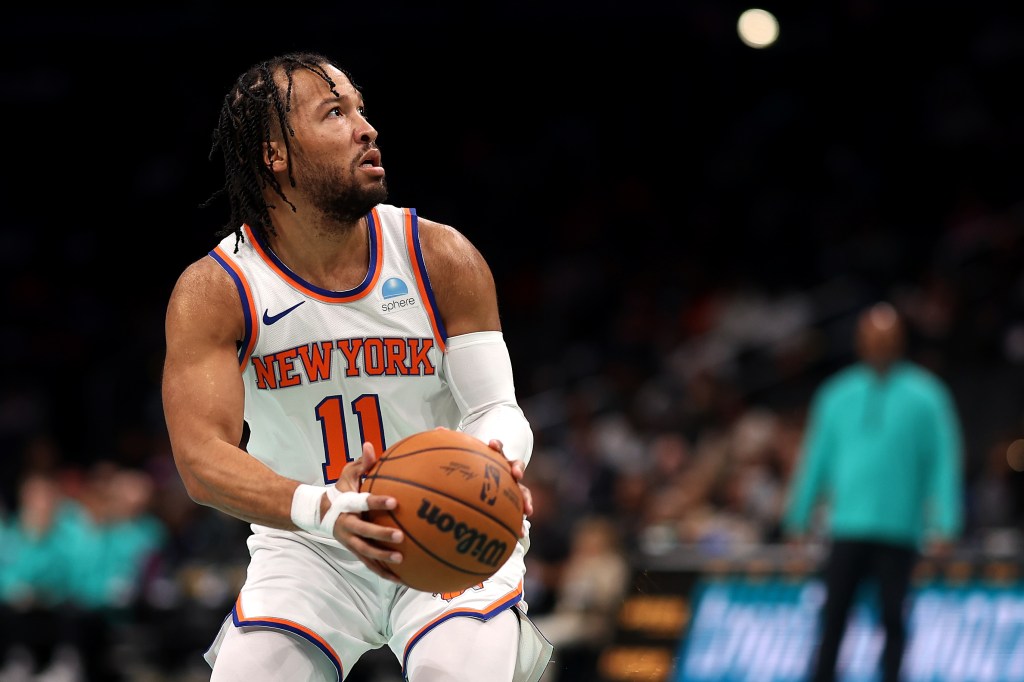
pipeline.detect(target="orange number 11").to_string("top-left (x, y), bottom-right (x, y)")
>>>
top-left (314, 394), bottom-right (386, 483)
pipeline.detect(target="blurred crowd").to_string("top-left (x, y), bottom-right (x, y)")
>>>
top-left (1, 191), bottom-right (1021, 678)
top-left (3, 135), bottom-right (1024, 682)
top-left (0, 437), bottom-right (249, 681)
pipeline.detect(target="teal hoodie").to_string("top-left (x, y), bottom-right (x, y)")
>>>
top-left (783, 361), bottom-right (964, 548)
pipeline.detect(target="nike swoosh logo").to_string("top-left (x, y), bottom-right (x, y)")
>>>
top-left (262, 301), bottom-right (305, 325)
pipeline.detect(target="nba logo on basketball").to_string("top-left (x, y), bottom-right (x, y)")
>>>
top-left (480, 464), bottom-right (501, 505)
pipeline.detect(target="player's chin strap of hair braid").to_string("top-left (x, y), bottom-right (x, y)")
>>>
top-left (290, 484), bottom-right (370, 539)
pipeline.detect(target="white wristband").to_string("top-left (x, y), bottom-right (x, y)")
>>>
top-left (290, 483), bottom-right (370, 539)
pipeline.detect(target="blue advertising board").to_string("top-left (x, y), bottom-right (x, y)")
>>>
top-left (675, 576), bottom-right (1024, 682)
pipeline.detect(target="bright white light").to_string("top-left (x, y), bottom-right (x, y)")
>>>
top-left (737, 8), bottom-right (779, 49)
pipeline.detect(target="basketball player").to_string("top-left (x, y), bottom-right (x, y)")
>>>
top-left (161, 52), bottom-right (552, 681)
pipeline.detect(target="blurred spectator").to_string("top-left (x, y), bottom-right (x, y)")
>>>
top-left (126, 450), bottom-right (256, 679)
top-left (0, 461), bottom-right (168, 682)
top-left (533, 515), bottom-right (630, 682)
top-left (0, 471), bottom-right (84, 680)
top-left (71, 463), bottom-right (166, 612)
top-left (782, 302), bottom-right (965, 682)
top-left (521, 458), bottom-right (573, 617)
top-left (677, 434), bottom-right (762, 556)
top-left (546, 391), bottom-right (621, 524)
top-left (615, 430), bottom-right (693, 553)
top-left (967, 436), bottom-right (1024, 555)
top-left (639, 426), bottom-right (767, 556)
top-left (725, 409), bottom-right (788, 542)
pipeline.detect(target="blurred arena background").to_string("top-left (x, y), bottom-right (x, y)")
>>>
top-left (2, 2), bottom-right (1023, 680)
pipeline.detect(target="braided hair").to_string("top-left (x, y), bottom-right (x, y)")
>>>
top-left (202, 52), bottom-right (357, 251)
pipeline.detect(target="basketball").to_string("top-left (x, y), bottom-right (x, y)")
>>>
top-left (361, 428), bottom-right (524, 593)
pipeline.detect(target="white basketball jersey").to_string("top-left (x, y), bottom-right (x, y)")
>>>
top-left (211, 203), bottom-right (461, 515)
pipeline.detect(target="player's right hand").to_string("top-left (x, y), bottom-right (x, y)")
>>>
top-left (330, 442), bottom-right (404, 582)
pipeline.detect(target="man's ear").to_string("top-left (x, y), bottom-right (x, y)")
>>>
top-left (263, 141), bottom-right (286, 172)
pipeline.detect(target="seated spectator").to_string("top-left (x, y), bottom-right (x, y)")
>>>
top-left (0, 462), bottom-right (169, 682)
top-left (533, 515), bottom-right (631, 682)
top-left (0, 471), bottom-right (83, 680)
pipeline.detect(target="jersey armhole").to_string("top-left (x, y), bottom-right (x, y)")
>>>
top-left (210, 247), bottom-right (259, 370)
top-left (403, 207), bottom-right (448, 352)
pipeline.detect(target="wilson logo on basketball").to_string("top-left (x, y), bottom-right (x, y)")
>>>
top-left (416, 498), bottom-right (509, 567)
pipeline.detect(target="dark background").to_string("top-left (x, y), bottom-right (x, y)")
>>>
top-left (4, 1), bottom-right (1023, 472)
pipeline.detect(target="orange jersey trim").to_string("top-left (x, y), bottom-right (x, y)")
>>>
top-left (400, 581), bottom-right (523, 672)
top-left (232, 595), bottom-right (344, 680)
top-left (241, 208), bottom-right (384, 303)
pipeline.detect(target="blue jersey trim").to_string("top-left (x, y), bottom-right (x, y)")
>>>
top-left (409, 208), bottom-right (448, 342)
top-left (210, 249), bottom-right (254, 365)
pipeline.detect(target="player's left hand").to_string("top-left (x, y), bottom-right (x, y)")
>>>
top-left (330, 443), bottom-right (404, 582)
top-left (487, 438), bottom-right (533, 517)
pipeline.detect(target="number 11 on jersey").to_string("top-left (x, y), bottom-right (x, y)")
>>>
top-left (314, 394), bottom-right (386, 483)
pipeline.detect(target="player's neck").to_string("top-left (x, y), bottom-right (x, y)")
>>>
top-left (267, 215), bottom-right (370, 291)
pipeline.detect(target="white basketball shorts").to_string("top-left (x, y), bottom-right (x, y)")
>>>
top-left (203, 528), bottom-right (552, 681)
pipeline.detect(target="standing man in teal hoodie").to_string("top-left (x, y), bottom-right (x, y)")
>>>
top-left (784, 302), bottom-right (964, 682)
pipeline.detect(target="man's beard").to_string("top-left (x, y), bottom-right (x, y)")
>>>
top-left (299, 156), bottom-right (388, 224)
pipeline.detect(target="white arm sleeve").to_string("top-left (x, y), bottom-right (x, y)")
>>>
top-left (442, 331), bottom-right (534, 467)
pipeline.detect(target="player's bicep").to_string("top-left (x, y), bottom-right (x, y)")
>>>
top-left (162, 259), bottom-right (246, 478)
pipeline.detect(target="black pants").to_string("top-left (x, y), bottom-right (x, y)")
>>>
top-left (811, 538), bottom-right (918, 682)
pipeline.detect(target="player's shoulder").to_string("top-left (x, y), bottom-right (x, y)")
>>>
top-left (374, 203), bottom-right (468, 248)
top-left (375, 203), bottom-right (491, 289)
top-left (420, 218), bottom-right (471, 250)
top-left (168, 253), bottom-right (238, 313)
top-left (411, 212), bottom-right (487, 271)
top-left (396, 208), bottom-right (498, 328)
top-left (165, 253), bottom-right (245, 340)
top-left (174, 253), bottom-right (232, 291)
